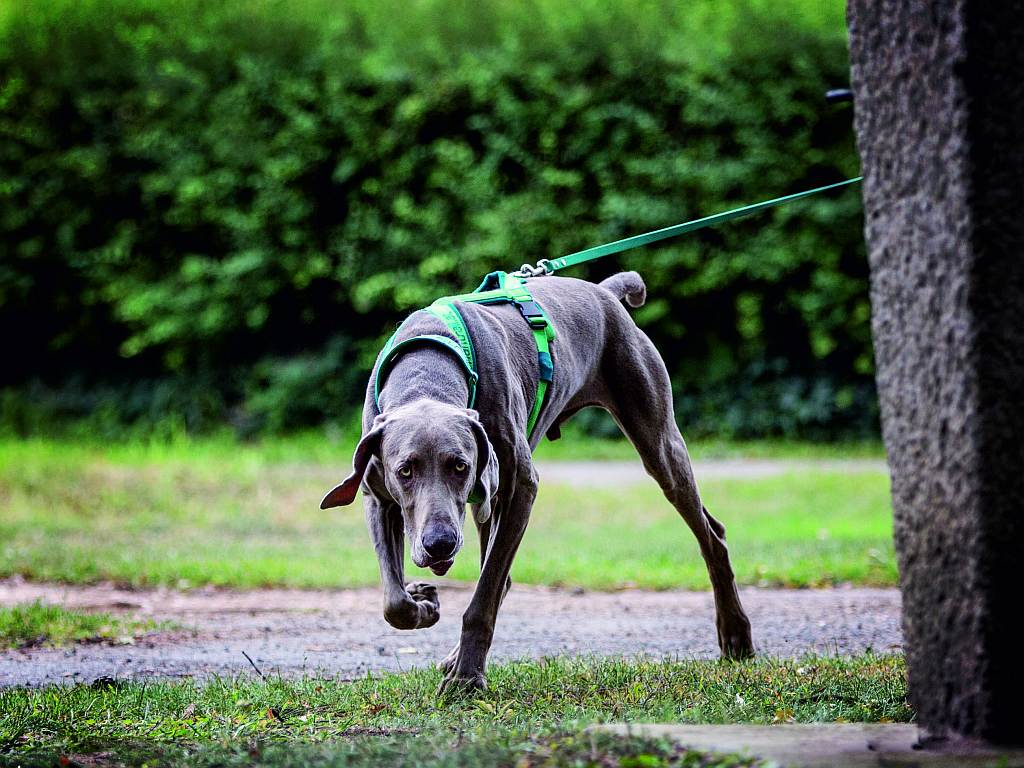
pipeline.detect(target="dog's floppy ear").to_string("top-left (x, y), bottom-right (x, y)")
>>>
top-left (320, 416), bottom-right (387, 509)
top-left (465, 409), bottom-right (499, 524)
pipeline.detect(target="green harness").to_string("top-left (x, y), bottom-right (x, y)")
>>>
top-left (374, 271), bottom-right (556, 439)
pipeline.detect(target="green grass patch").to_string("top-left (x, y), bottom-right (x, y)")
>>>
top-left (1, 654), bottom-right (909, 766)
top-left (0, 437), bottom-right (895, 590)
top-left (0, 428), bottom-right (885, 466)
top-left (534, 426), bottom-right (885, 462)
top-left (0, 601), bottom-right (162, 649)
top-left (28, 733), bottom-right (764, 768)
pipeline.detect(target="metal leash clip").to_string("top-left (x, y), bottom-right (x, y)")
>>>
top-left (510, 259), bottom-right (554, 278)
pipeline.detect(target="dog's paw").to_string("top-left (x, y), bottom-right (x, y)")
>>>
top-left (437, 667), bottom-right (487, 697)
top-left (436, 645), bottom-right (486, 695)
top-left (406, 582), bottom-right (440, 628)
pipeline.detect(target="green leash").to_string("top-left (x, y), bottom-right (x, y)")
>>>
top-left (513, 176), bottom-right (862, 277)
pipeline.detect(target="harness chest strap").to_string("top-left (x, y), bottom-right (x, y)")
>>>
top-left (374, 331), bottom-right (478, 407)
top-left (373, 272), bottom-right (555, 439)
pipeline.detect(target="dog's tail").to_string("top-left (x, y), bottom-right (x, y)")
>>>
top-left (599, 271), bottom-right (646, 308)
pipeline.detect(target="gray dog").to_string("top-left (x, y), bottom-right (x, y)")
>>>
top-left (321, 271), bottom-right (754, 692)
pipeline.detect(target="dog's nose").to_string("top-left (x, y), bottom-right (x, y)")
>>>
top-left (422, 526), bottom-right (458, 560)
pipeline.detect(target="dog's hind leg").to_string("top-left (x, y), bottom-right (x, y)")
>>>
top-left (603, 327), bottom-right (754, 659)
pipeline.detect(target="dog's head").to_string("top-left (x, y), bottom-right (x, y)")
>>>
top-left (320, 401), bottom-right (498, 575)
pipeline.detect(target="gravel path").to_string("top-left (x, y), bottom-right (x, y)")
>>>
top-left (0, 580), bottom-right (902, 687)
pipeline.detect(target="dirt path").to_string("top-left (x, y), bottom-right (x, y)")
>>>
top-left (0, 580), bottom-right (901, 687)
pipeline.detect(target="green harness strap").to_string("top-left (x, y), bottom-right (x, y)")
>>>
top-left (375, 330), bottom-right (478, 408)
top-left (374, 271), bottom-right (555, 440)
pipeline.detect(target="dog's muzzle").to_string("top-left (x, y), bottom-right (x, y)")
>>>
top-left (418, 523), bottom-right (460, 574)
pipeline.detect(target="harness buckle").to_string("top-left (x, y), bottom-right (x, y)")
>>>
top-left (515, 300), bottom-right (548, 329)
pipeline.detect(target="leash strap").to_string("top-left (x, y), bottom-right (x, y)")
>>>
top-left (515, 176), bottom-right (863, 277)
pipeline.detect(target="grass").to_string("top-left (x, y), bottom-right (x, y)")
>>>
top-left (0, 653), bottom-right (909, 766)
top-left (0, 435), bottom-right (895, 590)
top-left (0, 425), bottom-right (885, 464)
top-left (54, 734), bottom-right (767, 768)
top-left (0, 601), bottom-right (162, 649)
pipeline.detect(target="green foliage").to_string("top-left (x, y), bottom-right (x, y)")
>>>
top-left (0, 0), bottom-right (871, 438)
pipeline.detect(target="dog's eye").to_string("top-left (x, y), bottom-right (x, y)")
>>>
top-left (453, 461), bottom-right (467, 473)
top-left (398, 466), bottom-right (412, 478)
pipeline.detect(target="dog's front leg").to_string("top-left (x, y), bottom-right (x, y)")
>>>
top-left (365, 495), bottom-right (440, 630)
top-left (439, 466), bottom-right (537, 693)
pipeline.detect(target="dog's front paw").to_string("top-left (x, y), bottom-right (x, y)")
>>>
top-left (437, 644), bottom-right (486, 695)
top-left (406, 581), bottom-right (440, 628)
top-left (437, 666), bottom-right (487, 696)
top-left (383, 583), bottom-right (440, 630)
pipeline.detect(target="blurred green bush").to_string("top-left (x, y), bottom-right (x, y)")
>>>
top-left (0, 0), bottom-right (874, 440)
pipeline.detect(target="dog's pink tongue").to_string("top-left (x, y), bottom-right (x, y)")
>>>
top-left (429, 559), bottom-right (454, 576)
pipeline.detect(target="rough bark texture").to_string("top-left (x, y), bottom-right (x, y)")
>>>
top-left (848, 0), bottom-right (1024, 745)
